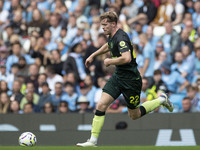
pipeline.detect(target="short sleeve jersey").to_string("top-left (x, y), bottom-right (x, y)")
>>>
top-left (107, 29), bottom-right (140, 79)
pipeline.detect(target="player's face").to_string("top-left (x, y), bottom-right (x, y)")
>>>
top-left (101, 18), bottom-right (113, 35)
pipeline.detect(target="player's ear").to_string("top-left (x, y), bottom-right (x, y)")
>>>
top-left (112, 22), bottom-right (116, 27)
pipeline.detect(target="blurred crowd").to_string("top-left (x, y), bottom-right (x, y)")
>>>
top-left (0, 0), bottom-right (200, 114)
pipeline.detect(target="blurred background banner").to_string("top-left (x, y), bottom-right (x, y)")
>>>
top-left (0, 113), bottom-right (200, 146)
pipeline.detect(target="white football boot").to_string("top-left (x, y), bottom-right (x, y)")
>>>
top-left (76, 139), bottom-right (97, 147)
top-left (160, 93), bottom-right (173, 112)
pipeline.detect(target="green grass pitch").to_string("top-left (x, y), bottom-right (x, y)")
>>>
top-left (0, 146), bottom-right (199, 150)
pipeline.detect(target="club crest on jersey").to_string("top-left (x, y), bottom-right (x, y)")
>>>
top-left (119, 41), bottom-right (126, 47)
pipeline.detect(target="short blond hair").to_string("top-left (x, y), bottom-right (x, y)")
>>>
top-left (100, 11), bottom-right (118, 24)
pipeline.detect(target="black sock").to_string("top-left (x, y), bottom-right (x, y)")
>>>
top-left (95, 110), bottom-right (105, 116)
top-left (139, 106), bottom-right (146, 117)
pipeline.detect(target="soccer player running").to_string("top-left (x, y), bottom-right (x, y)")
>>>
top-left (76, 11), bottom-right (173, 147)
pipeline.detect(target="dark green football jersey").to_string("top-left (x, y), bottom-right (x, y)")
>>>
top-left (107, 29), bottom-right (141, 79)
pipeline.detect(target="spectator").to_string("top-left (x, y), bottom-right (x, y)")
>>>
top-left (148, 69), bottom-right (168, 101)
top-left (63, 72), bottom-right (78, 86)
top-left (18, 56), bottom-right (29, 77)
top-left (0, 0), bottom-right (9, 28)
top-left (9, 100), bottom-right (22, 114)
top-left (184, 0), bottom-right (194, 14)
top-left (45, 65), bottom-right (63, 94)
top-left (0, 80), bottom-right (11, 95)
top-left (84, 33), bottom-right (107, 85)
top-left (194, 47), bottom-right (200, 81)
top-left (76, 95), bottom-right (93, 114)
top-left (0, 62), bottom-right (8, 81)
top-left (43, 29), bottom-right (57, 52)
top-left (1, 25), bottom-right (13, 47)
top-left (20, 82), bottom-right (39, 110)
top-left (10, 80), bottom-right (24, 103)
top-left (152, 0), bottom-right (171, 26)
top-left (27, 8), bottom-right (45, 36)
top-left (161, 61), bottom-right (189, 93)
top-left (49, 50), bottom-right (64, 76)
top-left (167, 0), bottom-right (185, 26)
top-left (179, 29), bottom-right (194, 51)
top-left (90, 16), bottom-right (103, 42)
top-left (65, 14), bottom-right (77, 46)
top-left (171, 51), bottom-right (192, 81)
top-left (9, 10), bottom-right (26, 35)
top-left (192, 1), bottom-right (200, 29)
top-left (6, 63), bottom-right (19, 89)
top-left (162, 21), bottom-right (181, 57)
top-left (0, 92), bottom-right (10, 114)
top-left (58, 101), bottom-right (68, 113)
top-left (61, 81), bottom-right (78, 112)
top-left (37, 0), bottom-right (51, 13)
top-left (63, 43), bottom-right (86, 82)
top-left (119, 0), bottom-right (138, 22)
top-left (37, 73), bottom-right (47, 94)
top-left (49, 13), bottom-right (62, 42)
top-left (84, 74), bottom-right (96, 106)
top-left (146, 25), bottom-right (160, 50)
top-left (26, 0), bottom-right (38, 23)
top-left (0, 45), bottom-right (9, 66)
top-left (179, 97), bottom-right (197, 113)
top-left (139, 33), bottom-right (154, 81)
top-left (181, 45), bottom-right (195, 73)
top-left (154, 51), bottom-right (167, 71)
top-left (128, 0), bottom-right (157, 25)
top-left (6, 42), bottom-right (34, 72)
top-left (43, 101), bottom-right (54, 114)
top-left (79, 81), bottom-right (95, 109)
top-left (70, 23), bottom-right (85, 46)
top-left (184, 20), bottom-right (197, 43)
top-left (133, 44), bottom-right (143, 74)
top-left (38, 82), bottom-right (52, 112)
top-left (186, 84), bottom-right (200, 108)
top-left (25, 64), bottom-right (39, 90)
top-left (23, 102), bottom-right (34, 114)
top-left (51, 82), bottom-right (65, 111)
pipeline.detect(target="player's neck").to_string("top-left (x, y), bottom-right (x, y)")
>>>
top-left (110, 27), bottom-right (119, 38)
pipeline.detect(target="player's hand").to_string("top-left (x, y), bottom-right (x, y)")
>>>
top-left (85, 56), bottom-right (93, 68)
top-left (104, 58), bottom-right (111, 67)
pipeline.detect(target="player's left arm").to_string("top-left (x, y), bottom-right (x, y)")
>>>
top-left (104, 51), bottom-right (131, 67)
top-left (104, 38), bottom-right (132, 67)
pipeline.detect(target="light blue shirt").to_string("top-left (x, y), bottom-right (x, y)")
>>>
top-left (86, 86), bottom-right (97, 109)
top-left (162, 34), bottom-right (171, 54)
top-left (192, 12), bottom-right (200, 29)
top-left (136, 54), bottom-right (144, 69)
top-left (143, 42), bottom-right (154, 77)
top-left (69, 53), bottom-right (86, 80)
top-left (6, 54), bottom-right (35, 72)
top-left (162, 71), bottom-right (186, 93)
top-left (194, 57), bottom-right (200, 74)
top-left (61, 92), bottom-right (78, 111)
top-left (50, 26), bottom-right (62, 42)
top-left (37, 1), bottom-right (50, 12)
top-left (45, 42), bottom-right (58, 52)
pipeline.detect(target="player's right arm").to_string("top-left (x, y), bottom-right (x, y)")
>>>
top-left (85, 43), bottom-right (109, 68)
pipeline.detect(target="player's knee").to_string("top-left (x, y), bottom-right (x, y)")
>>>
top-left (96, 102), bottom-right (107, 112)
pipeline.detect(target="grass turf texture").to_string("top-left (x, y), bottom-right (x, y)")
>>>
top-left (0, 146), bottom-right (199, 150)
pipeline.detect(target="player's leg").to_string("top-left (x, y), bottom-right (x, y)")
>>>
top-left (91, 92), bottom-right (115, 142)
top-left (128, 93), bottom-right (173, 120)
top-left (122, 78), bottom-right (173, 120)
top-left (77, 75), bottom-right (121, 147)
top-left (76, 92), bottom-right (115, 147)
